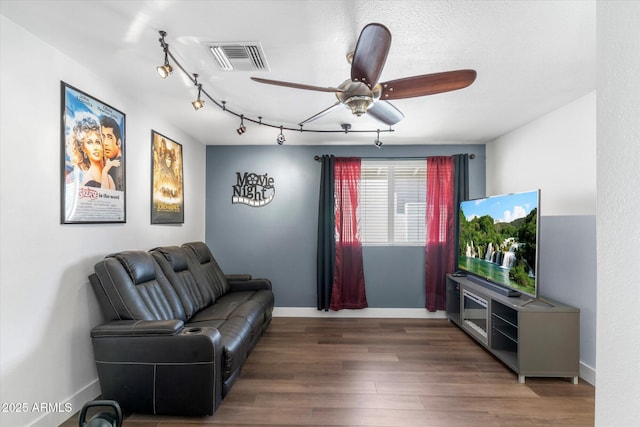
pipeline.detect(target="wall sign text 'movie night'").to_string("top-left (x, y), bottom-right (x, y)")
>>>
top-left (232, 172), bottom-right (275, 207)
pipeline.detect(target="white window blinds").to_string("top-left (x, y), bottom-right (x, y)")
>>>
top-left (360, 160), bottom-right (427, 245)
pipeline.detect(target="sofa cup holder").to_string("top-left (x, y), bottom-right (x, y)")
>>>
top-left (183, 327), bottom-right (203, 335)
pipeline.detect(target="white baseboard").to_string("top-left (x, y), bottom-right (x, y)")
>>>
top-left (273, 307), bottom-right (447, 319)
top-left (30, 379), bottom-right (101, 427)
top-left (580, 361), bottom-right (596, 385)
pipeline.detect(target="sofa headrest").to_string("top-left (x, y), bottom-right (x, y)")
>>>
top-left (109, 251), bottom-right (157, 284)
top-left (183, 242), bottom-right (212, 264)
top-left (151, 246), bottom-right (189, 272)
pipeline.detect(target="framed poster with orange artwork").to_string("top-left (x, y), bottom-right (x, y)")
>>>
top-left (150, 130), bottom-right (184, 224)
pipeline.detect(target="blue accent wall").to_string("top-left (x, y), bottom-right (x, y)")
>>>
top-left (538, 215), bottom-right (597, 369)
top-left (206, 144), bottom-right (486, 308)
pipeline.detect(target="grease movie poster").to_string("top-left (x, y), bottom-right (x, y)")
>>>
top-left (61, 82), bottom-right (125, 223)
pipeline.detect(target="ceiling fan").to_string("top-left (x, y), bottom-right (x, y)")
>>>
top-left (251, 23), bottom-right (477, 126)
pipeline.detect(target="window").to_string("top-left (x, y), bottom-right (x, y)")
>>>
top-left (360, 160), bottom-right (426, 245)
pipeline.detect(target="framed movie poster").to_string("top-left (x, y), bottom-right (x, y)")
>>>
top-left (151, 130), bottom-right (184, 224)
top-left (61, 82), bottom-right (126, 223)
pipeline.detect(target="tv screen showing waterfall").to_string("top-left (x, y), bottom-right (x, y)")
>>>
top-left (458, 190), bottom-right (540, 298)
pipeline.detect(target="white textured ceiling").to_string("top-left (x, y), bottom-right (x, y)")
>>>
top-left (1, 0), bottom-right (596, 146)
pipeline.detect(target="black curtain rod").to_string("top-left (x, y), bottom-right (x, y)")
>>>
top-left (313, 154), bottom-right (475, 161)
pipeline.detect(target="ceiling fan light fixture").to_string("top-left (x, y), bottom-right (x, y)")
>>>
top-left (345, 95), bottom-right (373, 116)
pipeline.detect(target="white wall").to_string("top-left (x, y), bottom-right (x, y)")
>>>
top-left (595, 2), bottom-right (640, 425)
top-left (0, 17), bottom-right (206, 427)
top-left (485, 92), bottom-right (598, 383)
top-left (486, 91), bottom-right (596, 216)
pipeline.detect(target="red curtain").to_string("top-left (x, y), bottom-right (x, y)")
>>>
top-left (425, 157), bottom-right (455, 312)
top-left (330, 158), bottom-right (367, 310)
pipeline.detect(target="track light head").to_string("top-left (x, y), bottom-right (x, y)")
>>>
top-left (157, 61), bottom-right (173, 79)
top-left (374, 129), bottom-right (382, 148)
top-left (192, 98), bottom-right (205, 110)
top-left (157, 30), bottom-right (173, 78)
top-left (236, 115), bottom-right (246, 135)
top-left (192, 79), bottom-right (204, 110)
top-left (277, 127), bottom-right (285, 145)
top-left (156, 31), bottom-right (173, 79)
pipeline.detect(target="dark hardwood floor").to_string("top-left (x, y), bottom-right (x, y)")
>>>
top-left (62, 317), bottom-right (594, 426)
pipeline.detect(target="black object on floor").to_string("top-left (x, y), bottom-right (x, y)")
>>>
top-left (78, 400), bottom-right (122, 427)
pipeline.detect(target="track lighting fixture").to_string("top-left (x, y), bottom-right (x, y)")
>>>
top-left (277, 127), bottom-right (285, 145)
top-left (156, 31), bottom-right (173, 78)
top-left (374, 129), bottom-right (382, 148)
top-left (157, 59), bottom-right (173, 79)
top-left (192, 74), bottom-right (204, 110)
top-left (156, 30), bottom-right (396, 141)
top-left (237, 115), bottom-right (246, 135)
top-left (157, 62), bottom-right (173, 79)
top-left (192, 88), bottom-right (204, 110)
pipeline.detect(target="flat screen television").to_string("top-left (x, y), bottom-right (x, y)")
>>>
top-left (457, 189), bottom-right (540, 298)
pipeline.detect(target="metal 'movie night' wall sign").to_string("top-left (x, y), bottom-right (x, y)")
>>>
top-left (232, 172), bottom-right (275, 207)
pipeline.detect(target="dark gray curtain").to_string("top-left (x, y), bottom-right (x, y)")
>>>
top-left (316, 155), bottom-right (335, 311)
top-left (452, 154), bottom-right (470, 269)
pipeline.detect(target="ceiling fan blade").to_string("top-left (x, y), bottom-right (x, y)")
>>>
top-left (299, 102), bottom-right (343, 125)
top-left (350, 23), bottom-right (392, 87)
top-left (251, 77), bottom-right (344, 93)
top-left (366, 101), bottom-right (405, 125)
top-left (380, 69), bottom-right (477, 100)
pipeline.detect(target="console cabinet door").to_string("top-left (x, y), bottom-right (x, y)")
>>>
top-left (518, 311), bottom-right (579, 378)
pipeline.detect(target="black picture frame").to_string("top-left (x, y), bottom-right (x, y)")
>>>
top-left (61, 81), bottom-right (126, 224)
top-left (151, 130), bottom-right (184, 224)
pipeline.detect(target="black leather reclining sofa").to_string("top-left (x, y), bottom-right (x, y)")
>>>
top-left (88, 241), bottom-right (274, 416)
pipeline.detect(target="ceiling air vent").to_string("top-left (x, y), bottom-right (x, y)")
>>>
top-left (208, 42), bottom-right (269, 72)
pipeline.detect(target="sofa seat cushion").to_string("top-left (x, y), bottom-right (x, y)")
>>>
top-left (189, 290), bottom-right (273, 339)
top-left (226, 290), bottom-right (274, 333)
top-left (188, 291), bottom-right (253, 321)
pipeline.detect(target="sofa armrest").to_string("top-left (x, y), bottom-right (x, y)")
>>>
top-left (91, 322), bottom-right (223, 416)
top-left (227, 277), bottom-right (272, 292)
top-left (225, 273), bottom-right (252, 281)
top-left (91, 319), bottom-right (184, 337)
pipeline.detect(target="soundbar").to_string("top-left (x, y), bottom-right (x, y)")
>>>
top-left (466, 275), bottom-right (521, 297)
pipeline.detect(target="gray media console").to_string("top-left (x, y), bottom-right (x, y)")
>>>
top-left (446, 274), bottom-right (580, 384)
